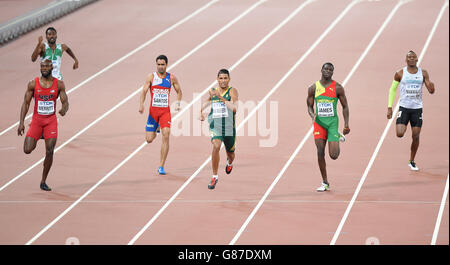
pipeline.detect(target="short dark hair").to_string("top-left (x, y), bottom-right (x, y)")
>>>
top-left (41, 59), bottom-right (53, 65)
top-left (46, 27), bottom-right (57, 34)
top-left (156, 55), bottom-right (168, 64)
top-left (217, 68), bottom-right (230, 77)
top-left (322, 62), bottom-right (334, 70)
top-left (407, 50), bottom-right (417, 56)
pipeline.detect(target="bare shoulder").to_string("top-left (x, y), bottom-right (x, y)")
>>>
top-left (27, 79), bottom-right (36, 90)
top-left (307, 83), bottom-right (316, 95)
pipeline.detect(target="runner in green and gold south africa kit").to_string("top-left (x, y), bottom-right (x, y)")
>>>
top-left (307, 62), bottom-right (350, 192)
top-left (199, 69), bottom-right (238, 190)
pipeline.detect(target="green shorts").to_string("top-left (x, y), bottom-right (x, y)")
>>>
top-left (314, 116), bottom-right (339, 142)
top-left (211, 134), bottom-right (236, 153)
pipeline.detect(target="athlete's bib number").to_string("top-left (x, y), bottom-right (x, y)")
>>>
top-left (38, 101), bottom-right (55, 115)
top-left (317, 102), bottom-right (334, 117)
top-left (152, 93), bottom-right (169, 107)
top-left (212, 102), bottom-right (228, 118)
top-left (405, 84), bottom-right (421, 99)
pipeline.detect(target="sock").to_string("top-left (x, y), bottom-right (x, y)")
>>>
top-left (213, 175), bottom-right (218, 179)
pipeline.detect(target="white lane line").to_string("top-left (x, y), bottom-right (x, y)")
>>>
top-left (24, 0), bottom-right (268, 245)
top-left (431, 174), bottom-right (449, 245)
top-left (330, 0), bottom-right (449, 245)
top-left (1, 0), bottom-right (264, 193)
top-left (0, 199), bottom-right (443, 204)
top-left (0, 0), bottom-right (220, 137)
top-left (229, 0), bottom-right (408, 245)
top-left (129, 0), bottom-right (359, 246)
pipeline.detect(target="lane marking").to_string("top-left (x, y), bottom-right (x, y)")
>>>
top-left (0, 199), bottom-right (444, 204)
top-left (431, 174), bottom-right (449, 245)
top-left (0, 0), bottom-right (220, 136)
top-left (330, 0), bottom-right (449, 245)
top-left (230, 0), bottom-right (409, 245)
top-left (129, 0), bottom-right (359, 246)
top-left (1, 0), bottom-right (263, 193)
top-left (24, 0), bottom-right (269, 245)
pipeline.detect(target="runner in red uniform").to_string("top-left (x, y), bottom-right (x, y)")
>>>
top-left (139, 55), bottom-right (182, 175)
top-left (18, 59), bottom-right (69, 191)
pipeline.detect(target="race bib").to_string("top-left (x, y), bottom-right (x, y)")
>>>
top-left (37, 101), bottom-right (55, 115)
top-left (152, 93), bottom-right (169, 107)
top-left (405, 84), bottom-right (421, 99)
top-left (212, 102), bottom-right (228, 118)
top-left (317, 102), bottom-right (334, 117)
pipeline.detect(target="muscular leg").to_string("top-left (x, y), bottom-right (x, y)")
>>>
top-left (226, 151), bottom-right (235, 164)
top-left (41, 138), bottom-right (57, 186)
top-left (23, 136), bottom-right (37, 154)
top-left (410, 126), bottom-right (421, 161)
top-left (211, 139), bottom-right (222, 175)
top-left (396, 124), bottom-right (407, 138)
top-left (315, 139), bottom-right (328, 184)
top-left (328, 141), bottom-right (340, 160)
top-left (160, 127), bottom-right (170, 168)
top-left (145, 131), bottom-right (157, 143)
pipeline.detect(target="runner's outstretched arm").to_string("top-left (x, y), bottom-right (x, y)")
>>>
top-left (18, 81), bottom-right (35, 135)
top-left (139, 73), bottom-right (152, 114)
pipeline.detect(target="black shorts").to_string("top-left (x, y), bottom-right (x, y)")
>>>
top-left (396, 106), bottom-right (423, 127)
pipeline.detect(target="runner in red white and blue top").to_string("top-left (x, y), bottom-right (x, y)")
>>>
top-left (139, 55), bottom-right (182, 175)
top-left (18, 59), bottom-right (69, 191)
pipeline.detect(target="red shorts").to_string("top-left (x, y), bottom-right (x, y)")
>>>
top-left (26, 115), bottom-right (58, 140)
top-left (147, 108), bottom-right (171, 131)
top-left (313, 122), bottom-right (327, 140)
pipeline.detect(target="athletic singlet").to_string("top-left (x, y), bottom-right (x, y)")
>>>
top-left (150, 72), bottom-right (171, 109)
top-left (42, 43), bottom-right (63, 80)
top-left (399, 67), bottom-right (423, 109)
top-left (34, 77), bottom-right (58, 116)
top-left (208, 87), bottom-right (236, 136)
top-left (314, 80), bottom-right (338, 121)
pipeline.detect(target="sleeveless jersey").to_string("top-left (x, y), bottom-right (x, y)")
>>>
top-left (314, 80), bottom-right (338, 128)
top-left (34, 77), bottom-right (58, 116)
top-left (399, 67), bottom-right (423, 109)
top-left (42, 43), bottom-right (63, 80)
top-left (208, 87), bottom-right (235, 137)
top-left (150, 72), bottom-right (171, 110)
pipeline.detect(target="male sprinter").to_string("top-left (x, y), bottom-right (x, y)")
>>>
top-left (139, 55), bottom-right (182, 175)
top-left (31, 27), bottom-right (79, 80)
top-left (18, 59), bottom-right (69, 191)
top-left (199, 69), bottom-right (238, 190)
top-left (307, 62), bottom-right (350, 192)
top-left (386, 50), bottom-right (435, 170)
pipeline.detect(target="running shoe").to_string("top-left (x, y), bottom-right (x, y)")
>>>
top-left (157, 166), bottom-right (166, 175)
top-left (408, 160), bottom-right (419, 171)
top-left (208, 177), bottom-right (218, 189)
top-left (339, 132), bottom-right (346, 142)
top-left (316, 182), bottom-right (330, 192)
top-left (40, 182), bottom-right (51, 191)
top-left (225, 160), bottom-right (233, 174)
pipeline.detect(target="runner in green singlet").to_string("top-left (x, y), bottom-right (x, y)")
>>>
top-left (199, 69), bottom-right (238, 190)
top-left (307, 62), bottom-right (350, 192)
top-left (31, 27), bottom-right (79, 80)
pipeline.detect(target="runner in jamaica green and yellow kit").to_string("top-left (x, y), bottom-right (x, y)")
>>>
top-left (307, 62), bottom-right (350, 192)
top-left (199, 69), bottom-right (238, 190)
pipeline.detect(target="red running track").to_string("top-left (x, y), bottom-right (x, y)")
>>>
top-left (0, 0), bottom-right (447, 245)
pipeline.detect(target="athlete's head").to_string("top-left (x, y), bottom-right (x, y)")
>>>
top-left (45, 27), bottom-right (57, 45)
top-left (40, 59), bottom-right (53, 78)
top-left (156, 55), bottom-right (168, 74)
top-left (405, 50), bottom-right (418, 67)
top-left (217, 69), bottom-right (230, 89)
top-left (321, 62), bottom-right (334, 80)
